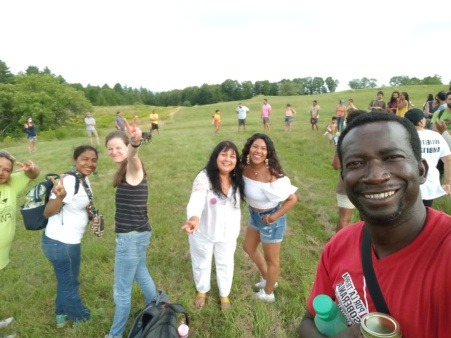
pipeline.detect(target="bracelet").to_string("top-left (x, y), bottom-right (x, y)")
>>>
top-left (130, 139), bottom-right (143, 148)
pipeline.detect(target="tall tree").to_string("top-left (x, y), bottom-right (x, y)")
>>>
top-left (0, 60), bottom-right (15, 84)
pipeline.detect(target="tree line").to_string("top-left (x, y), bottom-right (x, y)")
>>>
top-left (0, 59), bottom-right (447, 139)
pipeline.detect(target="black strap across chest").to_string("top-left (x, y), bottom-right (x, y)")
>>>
top-left (361, 227), bottom-right (390, 315)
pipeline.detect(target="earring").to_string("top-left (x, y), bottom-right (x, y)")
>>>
top-left (246, 154), bottom-right (250, 165)
top-left (265, 158), bottom-right (269, 167)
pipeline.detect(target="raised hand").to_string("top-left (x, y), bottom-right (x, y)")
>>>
top-left (124, 115), bottom-right (143, 145)
top-left (50, 175), bottom-right (67, 200)
top-left (15, 160), bottom-right (36, 172)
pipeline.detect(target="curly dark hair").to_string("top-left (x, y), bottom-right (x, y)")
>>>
top-left (204, 140), bottom-right (244, 205)
top-left (240, 133), bottom-right (285, 177)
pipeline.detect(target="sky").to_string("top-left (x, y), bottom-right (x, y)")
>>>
top-left (1, 0), bottom-right (451, 93)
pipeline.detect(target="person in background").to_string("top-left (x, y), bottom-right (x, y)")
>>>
top-left (368, 90), bottom-right (386, 113)
top-left (298, 112), bottom-right (451, 338)
top-left (386, 91), bottom-right (399, 114)
top-left (41, 145), bottom-right (99, 328)
top-left (422, 93), bottom-right (436, 119)
top-left (435, 119), bottom-right (451, 148)
top-left (396, 91), bottom-right (411, 117)
top-left (431, 91), bottom-right (451, 127)
top-left (212, 110), bottom-right (221, 135)
top-left (105, 117), bottom-right (157, 338)
top-left (335, 99), bottom-right (347, 132)
top-left (405, 108), bottom-right (451, 206)
top-left (309, 100), bottom-right (320, 131)
top-left (182, 141), bottom-right (244, 311)
top-left (261, 99), bottom-right (272, 131)
top-left (331, 110), bottom-right (366, 232)
top-left (149, 109), bottom-right (159, 135)
top-left (236, 102), bottom-right (249, 132)
top-left (84, 112), bottom-right (100, 145)
top-left (23, 117), bottom-right (37, 153)
top-left (284, 103), bottom-right (296, 132)
top-left (241, 133), bottom-right (297, 303)
top-left (434, 91), bottom-right (448, 111)
top-left (115, 111), bottom-right (125, 132)
top-left (346, 98), bottom-right (357, 113)
top-left (324, 116), bottom-right (338, 145)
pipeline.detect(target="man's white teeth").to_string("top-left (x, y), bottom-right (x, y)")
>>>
top-left (365, 191), bottom-right (395, 200)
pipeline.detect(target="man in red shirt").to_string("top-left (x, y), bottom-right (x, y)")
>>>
top-left (299, 112), bottom-right (451, 338)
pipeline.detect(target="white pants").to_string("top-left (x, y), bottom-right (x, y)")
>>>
top-left (188, 231), bottom-right (237, 297)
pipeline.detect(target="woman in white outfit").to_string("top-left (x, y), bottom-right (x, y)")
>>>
top-left (241, 133), bottom-right (297, 303)
top-left (182, 141), bottom-right (244, 310)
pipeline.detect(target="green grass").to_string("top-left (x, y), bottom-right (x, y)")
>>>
top-left (1, 86), bottom-right (450, 338)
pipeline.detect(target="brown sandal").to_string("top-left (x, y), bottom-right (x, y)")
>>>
top-left (194, 292), bottom-right (207, 309)
top-left (220, 296), bottom-right (231, 311)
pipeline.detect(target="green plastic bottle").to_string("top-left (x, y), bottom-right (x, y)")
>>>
top-left (313, 294), bottom-right (348, 337)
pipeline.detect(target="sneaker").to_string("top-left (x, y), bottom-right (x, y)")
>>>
top-left (254, 278), bottom-right (278, 290)
top-left (254, 289), bottom-right (275, 303)
top-left (56, 314), bottom-right (68, 328)
top-left (0, 317), bottom-right (14, 329)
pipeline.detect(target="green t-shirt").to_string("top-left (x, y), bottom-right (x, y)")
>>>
top-left (431, 108), bottom-right (451, 130)
top-left (0, 172), bottom-right (31, 269)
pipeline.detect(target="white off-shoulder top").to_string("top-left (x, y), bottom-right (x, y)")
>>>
top-left (244, 176), bottom-right (297, 210)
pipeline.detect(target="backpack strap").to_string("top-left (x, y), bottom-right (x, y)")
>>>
top-left (63, 171), bottom-right (80, 195)
top-left (438, 109), bottom-right (445, 119)
top-left (168, 303), bottom-right (190, 326)
top-left (361, 227), bottom-right (390, 315)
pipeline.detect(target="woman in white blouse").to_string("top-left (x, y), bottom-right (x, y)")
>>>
top-left (182, 141), bottom-right (244, 310)
top-left (241, 133), bottom-right (297, 303)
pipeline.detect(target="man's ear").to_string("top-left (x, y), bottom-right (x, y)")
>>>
top-left (418, 159), bottom-right (428, 184)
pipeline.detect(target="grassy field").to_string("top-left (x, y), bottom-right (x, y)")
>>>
top-left (1, 85), bottom-right (450, 338)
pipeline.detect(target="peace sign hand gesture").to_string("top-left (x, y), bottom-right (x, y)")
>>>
top-left (124, 115), bottom-right (143, 146)
top-left (50, 175), bottom-right (67, 200)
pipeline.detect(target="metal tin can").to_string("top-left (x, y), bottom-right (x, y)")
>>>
top-left (360, 312), bottom-right (402, 338)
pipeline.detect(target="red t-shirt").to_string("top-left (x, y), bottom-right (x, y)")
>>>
top-left (306, 208), bottom-right (451, 338)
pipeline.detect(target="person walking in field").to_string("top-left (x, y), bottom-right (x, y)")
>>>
top-left (149, 109), bottom-right (159, 135)
top-left (335, 99), bottom-right (347, 133)
top-left (115, 111), bottom-right (125, 132)
top-left (23, 117), bottom-right (37, 153)
top-left (212, 110), bottom-right (221, 135)
top-left (309, 100), bottom-right (320, 131)
top-left (284, 103), bottom-right (296, 132)
top-left (261, 99), bottom-right (272, 130)
top-left (84, 112), bottom-right (100, 145)
top-left (236, 103), bottom-right (249, 132)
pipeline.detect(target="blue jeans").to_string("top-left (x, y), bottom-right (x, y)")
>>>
top-left (337, 116), bottom-right (345, 132)
top-left (108, 231), bottom-right (157, 337)
top-left (41, 234), bottom-right (91, 322)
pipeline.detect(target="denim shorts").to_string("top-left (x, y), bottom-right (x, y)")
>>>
top-left (248, 205), bottom-right (286, 243)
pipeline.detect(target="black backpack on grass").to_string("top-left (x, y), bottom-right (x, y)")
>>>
top-left (20, 172), bottom-right (80, 230)
top-left (127, 290), bottom-right (189, 338)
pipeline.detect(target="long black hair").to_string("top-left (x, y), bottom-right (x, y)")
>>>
top-left (205, 140), bottom-right (244, 205)
top-left (241, 133), bottom-right (285, 177)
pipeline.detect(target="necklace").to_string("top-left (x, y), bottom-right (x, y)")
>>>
top-left (249, 165), bottom-right (263, 177)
